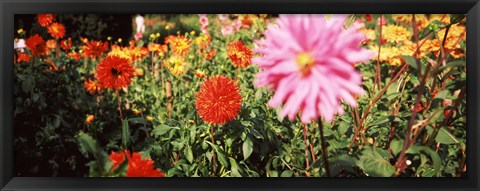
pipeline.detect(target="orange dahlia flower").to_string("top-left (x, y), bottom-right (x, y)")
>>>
top-left (84, 79), bottom-right (102, 94)
top-left (47, 23), bottom-right (66, 39)
top-left (96, 56), bottom-right (135, 90)
top-left (109, 150), bottom-right (165, 177)
top-left (227, 40), bottom-right (253, 68)
top-left (37, 14), bottom-right (55, 27)
top-left (195, 75), bottom-right (242, 125)
top-left (165, 35), bottom-right (191, 56)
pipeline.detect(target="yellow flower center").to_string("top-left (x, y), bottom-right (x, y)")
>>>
top-left (296, 52), bottom-right (315, 76)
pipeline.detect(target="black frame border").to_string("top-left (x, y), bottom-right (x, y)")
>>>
top-left (1, 0), bottom-right (479, 190)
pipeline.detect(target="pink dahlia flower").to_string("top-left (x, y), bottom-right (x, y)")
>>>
top-left (199, 14), bottom-right (209, 28)
top-left (253, 14), bottom-right (374, 123)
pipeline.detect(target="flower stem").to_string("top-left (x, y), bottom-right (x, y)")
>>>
top-left (116, 90), bottom-right (124, 125)
top-left (318, 119), bottom-right (331, 177)
top-left (375, 14), bottom-right (383, 91)
top-left (209, 124), bottom-right (217, 176)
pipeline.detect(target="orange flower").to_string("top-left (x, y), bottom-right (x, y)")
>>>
top-left (148, 43), bottom-right (168, 56)
top-left (84, 79), bottom-right (102, 94)
top-left (37, 14), bottom-right (55, 27)
top-left (82, 40), bottom-right (109, 59)
top-left (241, 15), bottom-right (254, 28)
top-left (96, 56), bottom-right (135, 90)
top-left (134, 68), bottom-right (144, 77)
top-left (202, 49), bottom-right (216, 60)
top-left (25, 34), bottom-right (47, 56)
top-left (227, 40), bottom-right (253, 68)
top-left (85, 115), bottom-right (95, 124)
top-left (195, 75), bottom-right (242, 125)
top-left (16, 53), bottom-right (31, 63)
top-left (47, 23), bottom-right (65, 39)
top-left (67, 52), bottom-right (81, 61)
top-left (109, 150), bottom-right (165, 177)
top-left (165, 35), bottom-right (191, 56)
top-left (195, 70), bottom-right (205, 78)
top-left (46, 40), bottom-right (57, 49)
top-left (61, 38), bottom-right (73, 51)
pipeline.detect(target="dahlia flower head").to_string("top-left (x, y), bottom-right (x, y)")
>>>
top-left (253, 14), bottom-right (375, 123)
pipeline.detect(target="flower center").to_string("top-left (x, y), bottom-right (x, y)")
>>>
top-left (296, 52), bottom-right (315, 76)
top-left (111, 68), bottom-right (122, 77)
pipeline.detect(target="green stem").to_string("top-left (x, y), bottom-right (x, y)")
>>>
top-left (318, 119), bottom-right (331, 177)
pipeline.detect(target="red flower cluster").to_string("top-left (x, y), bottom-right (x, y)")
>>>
top-left (109, 150), bottom-right (165, 177)
top-left (227, 40), bottom-right (253, 68)
top-left (195, 75), bottom-right (242, 125)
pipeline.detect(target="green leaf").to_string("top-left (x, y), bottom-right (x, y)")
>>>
top-left (426, 126), bottom-right (459, 144)
top-left (215, 149), bottom-right (229, 168)
top-left (356, 147), bottom-right (395, 177)
top-left (390, 139), bottom-right (404, 157)
top-left (184, 145), bottom-right (194, 163)
top-left (122, 119), bottom-right (130, 149)
top-left (242, 138), bottom-right (253, 160)
top-left (280, 170), bottom-right (294, 177)
top-left (402, 56), bottom-right (418, 70)
top-left (433, 90), bottom-right (449, 100)
top-left (330, 153), bottom-right (355, 175)
top-left (450, 14), bottom-right (465, 24)
top-left (437, 60), bottom-right (465, 74)
top-left (406, 146), bottom-right (442, 177)
top-left (151, 125), bottom-right (179, 137)
top-left (129, 117), bottom-right (149, 125)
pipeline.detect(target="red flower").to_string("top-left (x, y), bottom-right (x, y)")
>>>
top-left (109, 150), bottom-right (165, 177)
top-left (37, 14), bottom-right (55, 27)
top-left (25, 34), bottom-right (47, 56)
top-left (96, 56), bottom-right (135, 90)
top-left (195, 75), bottom-right (242, 125)
top-left (227, 40), bottom-right (253, 68)
top-left (365, 14), bottom-right (372, 22)
top-left (61, 38), bottom-right (73, 51)
top-left (82, 40), bottom-right (109, 59)
top-left (47, 22), bottom-right (66, 39)
top-left (16, 53), bottom-right (31, 63)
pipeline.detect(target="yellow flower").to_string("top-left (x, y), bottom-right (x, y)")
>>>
top-left (17, 28), bottom-right (24, 34)
top-left (150, 34), bottom-right (156, 39)
top-left (118, 38), bottom-right (123, 43)
top-left (156, 33), bottom-right (160, 37)
top-left (190, 31), bottom-right (196, 35)
top-left (382, 25), bottom-right (412, 44)
top-left (132, 109), bottom-right (141, 115)
top-left (392, 14), bottom-right (412, 23)
top-left (107, 36), bottom-right (112, 41)
top-left (146, 116), bottom-right (154, 122)
top-left (134, 68), bottom-right (144, 77)
top-left (164, 55), bottom-right (189, 76)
